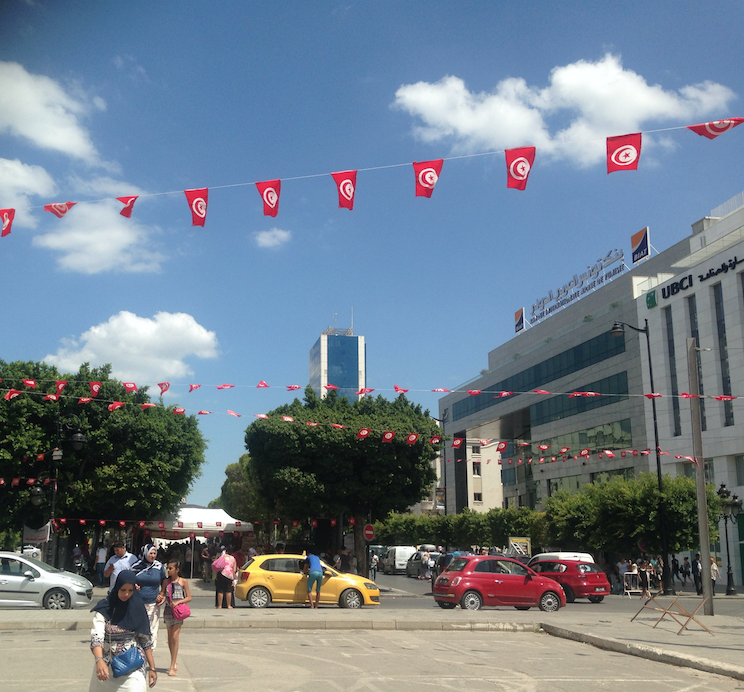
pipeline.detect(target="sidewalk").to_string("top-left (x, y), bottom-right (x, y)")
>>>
top-left (1, 585), bottom-right (742, 681)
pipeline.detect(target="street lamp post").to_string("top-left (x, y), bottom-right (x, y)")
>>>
top-left (611, 319), bottom-right (674, 595)
top-left (716, 483), bottom-right (742, 596)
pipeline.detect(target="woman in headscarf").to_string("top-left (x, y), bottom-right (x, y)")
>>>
top-left (131, 544), bottom-right (167, 650)
top-left (89, 570), bottom-right (157, 690)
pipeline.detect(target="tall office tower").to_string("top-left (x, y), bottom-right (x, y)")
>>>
top-left (309, 326), bottom-right (366, 401)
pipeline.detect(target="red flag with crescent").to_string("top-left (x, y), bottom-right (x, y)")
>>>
top-left (412, 159), bottom-right (443, 197)
top-left (505, 147), bottom-right (536, 190)
top-left (607, 133), bottom-right (642, 173)
top-left (89, 382), bottom-right (102, 397)
top-left (44, 201), bottom-right (76, 218)
top-left (117, 196), bottom-right (138, 218)
top-left (687, 118), bottom-right (744, 139)
top-left (184, 188), bottom-right (208, 226)
top-left (158, 382), bottom-right (170, 395)
top-left (1, 208), bottom-right (15, 237)
top-left (331, 170), bottom-right (357, 210)
top-left (256, 179), bottom-right (281, 217)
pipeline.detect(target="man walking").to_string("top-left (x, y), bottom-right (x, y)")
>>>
top-left (692, 553), bottom-right (703, 595)
top-left (103, 540), bottom-right (136, 591)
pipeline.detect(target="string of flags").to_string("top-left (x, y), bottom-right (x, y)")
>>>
top-left (1, 118), bottom-right (742, 237)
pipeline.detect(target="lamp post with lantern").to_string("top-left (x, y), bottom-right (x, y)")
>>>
top-left (716, 483), bottom-right (742, 596)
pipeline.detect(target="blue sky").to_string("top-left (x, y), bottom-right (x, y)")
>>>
top-left (1, 2), bottom-right (743, 506)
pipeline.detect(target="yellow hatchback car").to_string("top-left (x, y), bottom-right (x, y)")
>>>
top-left (235, 554), bottom-right (381, 608)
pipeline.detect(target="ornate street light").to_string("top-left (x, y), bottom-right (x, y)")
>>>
top-left (716, 483), bottom-right (742, 596)
top-left (611, 320), bottom-right (673, 594)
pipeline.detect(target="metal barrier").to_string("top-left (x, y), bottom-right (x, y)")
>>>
top-left (623, 572), bottom-right (642, 597)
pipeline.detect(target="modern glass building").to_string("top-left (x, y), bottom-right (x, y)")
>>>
top-left (309, 327), bottom-right (366, 402)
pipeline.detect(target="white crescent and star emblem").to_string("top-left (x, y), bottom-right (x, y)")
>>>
top-left (2, 213), bottom-right (10, 232)
top-left (509, 157), bottom-right (531, 180)
top-left (340, 179), bottom-right (354, 201)
top-left (263, 188), bottom-right (278, 208)
top-left (610, 145), bottom-right (638, 166)
top-left (705, 120), bottom-right (735, 136)
top-left (192, 198), bottom-right (207, 217)
top-left (418, 168), bottom-right (438, 188)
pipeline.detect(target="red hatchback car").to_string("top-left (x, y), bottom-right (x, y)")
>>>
top-left (529, 560), bottom-right (610, 603)
top-left (432, 555), bottom-right (566, 612)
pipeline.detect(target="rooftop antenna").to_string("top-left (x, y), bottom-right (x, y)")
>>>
top-left (334, 312), bottom-right (337, 330)
top-left (350, 307), bottom-right (354, 333)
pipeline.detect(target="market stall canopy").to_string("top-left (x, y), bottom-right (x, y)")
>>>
top-left (145, 505), bottom-right (253, 540)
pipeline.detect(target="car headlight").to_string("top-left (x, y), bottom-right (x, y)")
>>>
top-left (363, 582), bottom-right (376, 590)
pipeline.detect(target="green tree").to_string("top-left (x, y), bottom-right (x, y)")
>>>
top-left (544, 473), bottom-right (720, 555)
top-left (213, 454), bottom-right (273, 537)
top-left (0, 360), bottom-right (207, 561)
top-left (244, 388), bottom-right (440, 572)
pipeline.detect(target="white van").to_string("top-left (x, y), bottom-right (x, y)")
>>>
top-left (528, 551), bottom-right (594, 566)
top-left (382, 546), bottom-right (417, 574)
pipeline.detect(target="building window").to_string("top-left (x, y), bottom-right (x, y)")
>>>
top-left (501, 467), bottom-right (517, 486)
top-left (712, 283), bottom-right (734, 426)
top-left (663, 306), bottom-right (682, 436)
top-left (591, 467), bottom-right (635, 483)
top-left (736, 455), bottom-right (744, 487)
top-left (548, 475), bottom-right (582, 496)
top-left (687, 294), bottom-right (706, 430)
top-left (452, 331), bottom-right (626, 421)
top-left (473, 492), bottom-right (483, 502)
top-left (471, 445), bottom-right (481, 455)
top-left (683, 458), bottom-right (715, 484)
top-left (472, 461), bottom-right (482, 476)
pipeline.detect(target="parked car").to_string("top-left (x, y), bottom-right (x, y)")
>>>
top-left (16, 545), bottom-right (41, 559)
top-left (432, 555), bottom-right (566, 612)
top-left (234, 554), bottom-right (380, 609)
top-left (405, 551), bottom-right (441, 578)
top-left (528, 552), bottom-right (594, 566)
top-left (0, 551), bottom-right (93, 609)
top-left (382, 546), bottom-right (417, 574)
top-left (529, 559), bottom-right (610, 603)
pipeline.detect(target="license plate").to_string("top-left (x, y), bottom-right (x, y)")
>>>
top-left (595, 586), bottom-right (606, 592)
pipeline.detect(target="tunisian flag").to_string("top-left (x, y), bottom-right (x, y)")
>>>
top-left (412, 159), bottom-right (443, 197)
top-left (331, 170), bottom-right (357, 210)
top-left (184, 188), bottom-right (208, 226)
top-left (256, 179), bottom-right (281, 217)
top-left (505, 147), bottom-right (536, 190)
top-left (117, 196), bottom-right (139, 218)
top-left (687, 118), bottom-right (744, 139)
top-left (1, 208), bottom-right (15, 237)
top-left (44, 202), bottom-right (76, 218)
top-left (607, 133), bottom-right (642, 173)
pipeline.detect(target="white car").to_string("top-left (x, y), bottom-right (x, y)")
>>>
top-left (16, 545), bottom-right (41, 559)
top-left (0, 551), bottom-right (93, 609)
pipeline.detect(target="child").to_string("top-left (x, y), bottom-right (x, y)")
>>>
top-left (160, 559), bottom-right (192, 676)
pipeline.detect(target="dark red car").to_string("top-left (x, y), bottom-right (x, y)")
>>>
top-left (529, 560), bottom-right (609, 603)
top-left (432, 555), bottom-right (566, 612)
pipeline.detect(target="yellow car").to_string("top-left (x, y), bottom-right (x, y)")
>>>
top-left (235, 554), bottom-right (380, 608)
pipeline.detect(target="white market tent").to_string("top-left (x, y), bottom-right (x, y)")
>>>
top-left (145, 505), bottom-right (253, 541)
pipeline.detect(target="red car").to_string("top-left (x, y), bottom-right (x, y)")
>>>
top-left (432, 555), bottom-right (566, 612)
top-left (529, 560), bottom-right (609, 603)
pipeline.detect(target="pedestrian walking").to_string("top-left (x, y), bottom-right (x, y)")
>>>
top-left (710, 557), bottom-right (721, 595)
top-left (160, 560), bottom-right (191, 677)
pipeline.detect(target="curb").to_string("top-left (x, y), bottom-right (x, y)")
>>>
top-left (540, 623), bottom-right (744, 682)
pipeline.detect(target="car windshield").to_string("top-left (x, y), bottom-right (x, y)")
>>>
top-left (17, 555), bottom-right (61, 573)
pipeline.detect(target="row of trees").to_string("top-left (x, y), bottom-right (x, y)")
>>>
top-left (0, 360), bottom-right (207, 562)
top-left (373, 473), bottom-right (721, 557)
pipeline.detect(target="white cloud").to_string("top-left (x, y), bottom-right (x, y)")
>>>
top-left (32, 199), bottom-right (165, 273)
top-left (254, 227), bottom-right (291, 248)
top-left (0, 61), bottom-right (106, 165)
top-left (393, 54), bottom-right (736, 166)
top-left (113, 55), bottom-right (149, 82)
top-left (44, 311), bottom-right (219, 384)
top-left (0, 158), bottom-right (56, 228)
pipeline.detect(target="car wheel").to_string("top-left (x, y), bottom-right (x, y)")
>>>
top-left (339, 589), bottom-right (363, 609)
top-left (43, 588), bottom-right (71, 610)
top-left (539, 591), bottom-right (561, 612)
top-left (588, 595), bottom-right (604, 603)
top-left (247, 586), bottom-right (271, 608)
top-left (437, 601), bottom-right (456, 609)
top-left (563, 585), bottom-right (576, 603)
top-left (459, 590), bottom-right (483, 611)
top-left (514, 606), bottom-right (530, 611)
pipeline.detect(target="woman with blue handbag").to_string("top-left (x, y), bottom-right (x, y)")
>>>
top-left (89, 570), bottom-right (157, 690)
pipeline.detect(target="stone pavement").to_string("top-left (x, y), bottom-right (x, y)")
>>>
top-left (1, 583), bottom-right (742, 681)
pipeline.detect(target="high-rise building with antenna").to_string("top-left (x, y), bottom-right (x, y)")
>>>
top-left (309, 323), bottom-right (366, 401)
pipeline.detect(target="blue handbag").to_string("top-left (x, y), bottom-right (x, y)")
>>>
top-left (111, 645), bottom-right (145, 678)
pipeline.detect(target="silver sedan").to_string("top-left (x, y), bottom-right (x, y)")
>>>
top-left (0, 551), bottom-right (93, 609)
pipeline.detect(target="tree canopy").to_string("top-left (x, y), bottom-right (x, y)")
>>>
top-left (0, 360), bottom-right (207, 542)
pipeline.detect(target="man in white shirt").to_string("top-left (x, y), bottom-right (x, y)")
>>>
top-left (95, 542), bottom-right (108, 587)
top-left (103, 541), bottom-right (136, 591)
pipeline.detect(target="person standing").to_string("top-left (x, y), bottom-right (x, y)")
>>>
top-left (681, 557), bottom-right (691, 586)
top-left (692, 553), bottom-right (703, 595)
top-left (160, 560), bottom-right (191, 677)
top-left (131, 544), bottom-right (167, 649)
top-left (103, 541), bottom-right (137, 592)
top-left (95, 543), bottom-right (108, 588)
top-left (304, 553), bottom-right (324, 609)
top-left (370, 551), bottom-right (379, 581)
top-left (710, 557), bottom-right (721, 595)
top-left (213, 545), bottom-right (237, 609)
top-left (89, 570), bottom-right (156, 691)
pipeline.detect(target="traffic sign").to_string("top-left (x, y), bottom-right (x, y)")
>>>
top-left (363, 524), bottom-right (375, 541)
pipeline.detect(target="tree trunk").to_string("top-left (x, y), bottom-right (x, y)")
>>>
top-left (353, 516), bottom-right (367, 577)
